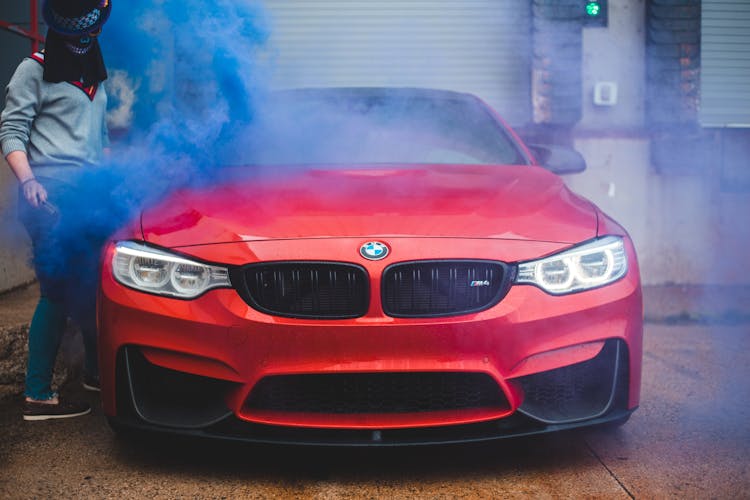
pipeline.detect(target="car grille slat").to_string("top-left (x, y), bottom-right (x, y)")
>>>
top-left (382, 260), bottom-right (512, 318)
top-left (234, 262), bottom-right (369, 319)
top-left (244, 372), bottom-right (508, 414)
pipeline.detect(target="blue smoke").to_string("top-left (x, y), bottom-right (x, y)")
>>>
top-left (103, 0), bottom-right (269, 146)
top-left (34, 0), bottom-right (271, 298)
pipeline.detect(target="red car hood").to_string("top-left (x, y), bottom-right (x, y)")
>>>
top-left (140, 164), bottom-right (597, 247)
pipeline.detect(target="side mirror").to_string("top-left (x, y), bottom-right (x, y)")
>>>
top-left (527, 144), bottom-right (587, 174)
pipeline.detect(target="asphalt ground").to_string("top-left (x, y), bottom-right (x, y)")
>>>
top-left (0, 286), bottom-right (748, 498)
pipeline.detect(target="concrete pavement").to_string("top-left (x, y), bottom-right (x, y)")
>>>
top-left (0, 323), bottom-right (747, 498)
top-left (0, 284), bottom-right (748, 498)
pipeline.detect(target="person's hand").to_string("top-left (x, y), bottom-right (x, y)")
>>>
top-left (21, 178), bottom-right (48, 208)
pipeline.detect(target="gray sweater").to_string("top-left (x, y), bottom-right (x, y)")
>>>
top-left (0, 53), bottom-right (108, 180)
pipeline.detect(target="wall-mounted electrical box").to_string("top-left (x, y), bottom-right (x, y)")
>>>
top-left (594, 81), bottom-right (618, 106)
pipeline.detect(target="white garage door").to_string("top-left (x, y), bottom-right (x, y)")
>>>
top-left (700, 0), bottom-right (750, 127)
top-left (264, 0), bottom-right (531, 125)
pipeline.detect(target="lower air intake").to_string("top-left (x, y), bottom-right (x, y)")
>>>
top-left (517, 339), bottom-right (629, 424)
top-left (245, 372), bottom-right (508, 414)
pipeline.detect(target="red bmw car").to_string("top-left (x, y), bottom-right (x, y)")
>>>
top-left (98, 88), bottom-right (642, 445)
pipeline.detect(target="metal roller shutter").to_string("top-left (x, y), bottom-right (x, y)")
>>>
top-left (700, 0), bottom-right (750, 127)
top-left (264, 0), bottom-right (531, 125)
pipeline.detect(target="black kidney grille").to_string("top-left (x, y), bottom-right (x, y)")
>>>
top-left (245, 372), bottom-right (508, 414)
top-left (382, 260), bottom-right (511, 317)
top-left (236, 262), bottom-right (369, 318)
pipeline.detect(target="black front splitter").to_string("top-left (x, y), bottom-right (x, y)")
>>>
top-left (107, 407), bottom-right (635, 448)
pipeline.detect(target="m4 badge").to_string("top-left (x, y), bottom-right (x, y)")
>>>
top-left (469, 280), bottom-right (491, 287)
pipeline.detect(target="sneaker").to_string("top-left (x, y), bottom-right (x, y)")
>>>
top-left (82, 375), bottom-right (100, 392)
top-left (23, 397), bottom-right (91, 421)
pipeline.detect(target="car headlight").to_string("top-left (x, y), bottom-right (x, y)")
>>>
top-left (516, 236), bottom-right (628, 295)
top-left (112, 241), bottom-right (231, 298)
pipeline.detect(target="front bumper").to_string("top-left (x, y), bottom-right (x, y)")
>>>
top-left (99, 237), bottom-right (642, 445)
top-left (110, 337), bottom-right (633, 446)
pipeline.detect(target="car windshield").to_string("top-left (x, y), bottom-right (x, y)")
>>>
top-left (222, 90), bottom-right (529, 166)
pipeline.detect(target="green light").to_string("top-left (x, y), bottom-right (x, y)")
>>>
top-left (586, 2), bottom-right (601, 16)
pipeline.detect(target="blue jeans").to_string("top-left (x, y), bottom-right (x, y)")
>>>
top-left (19, 177), bottom-right (99, 400)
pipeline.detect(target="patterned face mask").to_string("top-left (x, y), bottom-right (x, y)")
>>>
top-left (41, 0), bottom-right (110, 85)
top-left (64, 28), bottom-right (101, 55)
top-left (45, 0), bottom-right (110, 54)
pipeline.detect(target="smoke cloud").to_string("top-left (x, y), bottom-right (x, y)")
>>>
top-left (101, 0), bottom-right (270, 167)
top-left (104, 70), bottom-right (137, 131)
top-left (6, 0), bottom-right (488, 292)
top-left (11, 0), bottom-right (272, 307)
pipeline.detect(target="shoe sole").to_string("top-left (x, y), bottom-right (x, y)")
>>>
top-left (23, 408), bottom-right (92, 421)
top-left (82, 383), bottom-right (101, 392)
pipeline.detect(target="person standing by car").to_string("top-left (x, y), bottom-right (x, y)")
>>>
top-left (0, 0), bottom-right (112, 420)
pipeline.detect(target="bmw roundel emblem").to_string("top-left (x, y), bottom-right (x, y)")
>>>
top-left (360, 241), bottom-right (389, 260)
